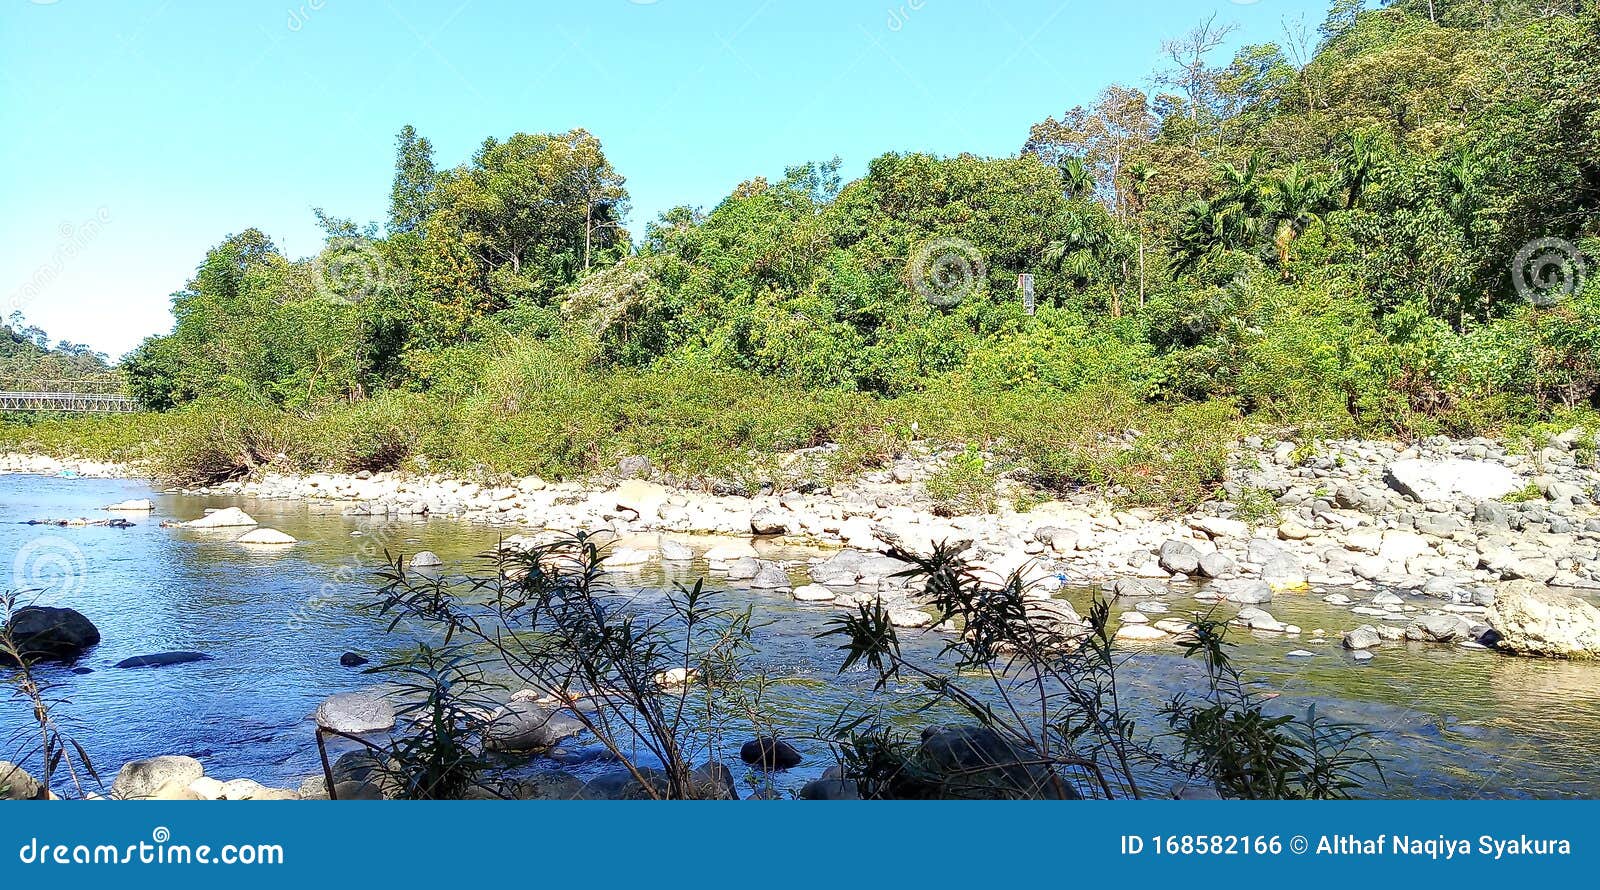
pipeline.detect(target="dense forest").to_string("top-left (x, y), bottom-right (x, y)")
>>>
top-left (1, 313), bottom-right (113, 384)
top-left (7, 0), bottom-right (1599, 505)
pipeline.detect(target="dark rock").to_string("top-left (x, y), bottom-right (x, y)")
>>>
top-left (1, 607), bottom-right (100, 664)
top-left (800, 778), bottom-right (862, 800)
top-left (114, 651), bottom-right (213, 669)
top-left (616, 455), bottom-right (654, 479)
top-left (692, 762), bottom-right (740, 800)
top-left (339, 652), bottom-right (369, 668)
top-left (914, 724), bottom-right (1077, 799)
top-left (739, 737), bottom-right (803, 771)
top-left (514, 771), bottom-right (585, 800)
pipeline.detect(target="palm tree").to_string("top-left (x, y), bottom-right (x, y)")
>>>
top-left (1334, 130), bottom-right (1382, 209)
top-left (1264, 162), bottom-right (1332, 279)
top-left (1058, 157), bottom-right (1097, 200)
top-left (1043, 205), bottom-right (1133, 316)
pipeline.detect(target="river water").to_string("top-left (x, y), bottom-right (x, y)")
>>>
top-left (2, 474), bottom-right (1598, 799)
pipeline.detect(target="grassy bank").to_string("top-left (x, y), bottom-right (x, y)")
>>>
top-left (6, 336), bottom-right (1594, 515)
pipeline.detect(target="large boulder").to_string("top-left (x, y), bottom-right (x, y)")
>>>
top-left (111, 755), bottom-right (205, 799)
top-left (182, 507), bottom-right (258, 529)
top-left (483, 701), bottom-right (585, 753)
top-left (1383, 459), bottom-right (1519, 503)
top-left (315, 691), bottom-right (396, 734)
top-left (616, 455), bottom-right (654, 479)
top-left (0, 761), bottom-right (44, 800)
top-left (749, 562), bottom-right (792, 590)
top-left (1487, 582), bottom-right (1600, 658)
top-left (913, 725), bottom-right (1077, 800)
top-left (1, 607), bottom-right (100, 664)
top-left (613, 480), bottom-right (671, 521)
top-left (739, 737), bottom-right (803, 771)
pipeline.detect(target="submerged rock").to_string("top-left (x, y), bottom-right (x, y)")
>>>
top-left (315, 691), bottom-right (396, 734)
top-left (104, 499), bottom-right (154, 512)
top-left (114, 651), bottom-right (213, 669)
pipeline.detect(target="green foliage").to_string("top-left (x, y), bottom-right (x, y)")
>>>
top-left (1164, 616), bottom-right (1379, 799)
top-left (821, 542), bottom-right (1380, 799)
top-left (924, 446), bottom-right (1000, 516)
top-left (372, 534), bottom-right (760, 800)
top-left (40, 3), bottom-right (1599, 512)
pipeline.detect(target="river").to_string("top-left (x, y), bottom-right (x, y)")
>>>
top-left (3, 473), bottom-right (1598, 799)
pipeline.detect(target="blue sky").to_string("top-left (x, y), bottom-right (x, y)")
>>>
top-left (0, 0), bottom-right (1332, 357)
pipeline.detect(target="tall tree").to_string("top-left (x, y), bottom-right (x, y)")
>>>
top-left (389, 124), bottom-right (437, 236)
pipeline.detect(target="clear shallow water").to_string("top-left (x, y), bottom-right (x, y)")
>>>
top-left (2, 474), bottom-right (1599, 799)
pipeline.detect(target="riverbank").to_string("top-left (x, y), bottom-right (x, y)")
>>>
top-left (6, 428), bottom-right (1599, 595)
top-left (7, 429), bottom-right (1600, 657)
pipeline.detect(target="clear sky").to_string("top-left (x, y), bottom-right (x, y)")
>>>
top-left (0, 0), bottom-right (1332, 358)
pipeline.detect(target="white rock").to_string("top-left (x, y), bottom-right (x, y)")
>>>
top-left (793, 584), bottom-right (836, 602)
top-left (105, 499), bottom-right (154, 512)
top-left (1384, 458), bottom-right (1519, 503)
top-left (1115, 624), bottom-right (1169, 642)
top-left (237, 527), bottom-right (296, 545)
top-left (182, 507), bottom-right (257, 529)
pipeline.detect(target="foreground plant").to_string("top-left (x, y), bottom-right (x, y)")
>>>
top-left (371, 532), bottom-right (760, 800)
top-left (315, 644), bottom-right (503, 800)
top-left (0, 592), bottom-right (100, 800)
top-left (821, 543), bottom-right (1381, 799)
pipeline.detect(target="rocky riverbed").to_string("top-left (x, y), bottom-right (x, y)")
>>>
top-left (3, 430), bottom-right (1600, 800)
top-left (6, 430), bottom-right (1597, 655)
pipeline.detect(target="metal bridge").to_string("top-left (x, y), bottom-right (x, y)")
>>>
top-left (0, 378), bottom-right (140, 413)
